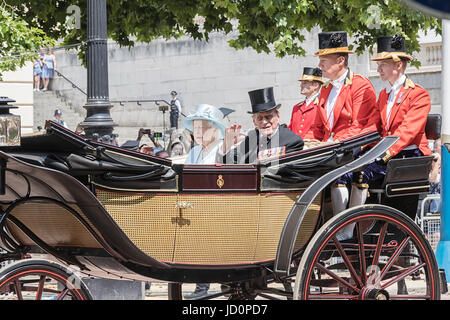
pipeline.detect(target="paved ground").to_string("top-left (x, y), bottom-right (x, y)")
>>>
top-left (144, 281), bottom-right (450, 300)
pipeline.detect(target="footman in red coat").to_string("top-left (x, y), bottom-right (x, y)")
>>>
top-left (337, 34), bottom-right (432, 241)
top-left (306, 31), bottom-right (379, 240)
top-left (288, 67), bottom-right (323, 138)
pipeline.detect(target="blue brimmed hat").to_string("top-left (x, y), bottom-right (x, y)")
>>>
top-left (181, 104), bottom-right (225, 137)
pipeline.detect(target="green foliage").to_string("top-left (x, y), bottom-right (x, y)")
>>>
top-left (0, 5), bottom-right (55, 78)
top-left (3, 0), bottom-right (441, 67)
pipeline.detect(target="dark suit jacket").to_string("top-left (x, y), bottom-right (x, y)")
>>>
top-left (219, 126), bottom-right (304, 164)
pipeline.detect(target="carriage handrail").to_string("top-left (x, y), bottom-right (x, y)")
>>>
top-left (274, 136), bottom-right (399, 277)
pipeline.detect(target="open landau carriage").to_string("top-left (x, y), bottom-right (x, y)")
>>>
top-left (0, 119), bottom-right (442, 300)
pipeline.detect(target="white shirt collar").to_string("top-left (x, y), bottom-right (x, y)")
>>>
top-left (331, 69), bottom-right (348, 90)
top-left (305, 91), bottom-right (320, 106)
top-left (386, 74), bottom-right (406, 94)
top-left (259, 125), bottom-right (279, 140)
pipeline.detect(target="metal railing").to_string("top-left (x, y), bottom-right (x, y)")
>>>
top-left (53, 69), bottom-right (182, 114)
top-left (54, 69), bottom-right (87, 96)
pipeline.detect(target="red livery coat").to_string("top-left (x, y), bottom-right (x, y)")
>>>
top-left (306, 70), bottom-right (378, 142)
top-left (288, 96), bottom-right (319, 138)
top-left (374, 77), bottom-right (432, 158)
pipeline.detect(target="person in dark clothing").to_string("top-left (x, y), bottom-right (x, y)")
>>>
top-left (170, 91), bottom-right (182, 129)
top-left (218, 87), bottom-right (304, 164)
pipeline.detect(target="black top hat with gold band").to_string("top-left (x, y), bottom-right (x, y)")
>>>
top-left (371, 35), bottom-right (413, 62)
top-left (248, 87), bottom-right (281, 114)
top-left (298, 67), bottom-right (324, 83)
top-left (314, 31), bottom-right (355, 56)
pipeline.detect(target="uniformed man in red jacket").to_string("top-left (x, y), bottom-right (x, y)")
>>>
top-left (306, 31), bottom-right (378, 239)
top-left (288, 67), bottom-right (323, 138)
top-left (306, 31), bottom-right (378, 143)
top-left (337, 34), bottom-right (432, 241)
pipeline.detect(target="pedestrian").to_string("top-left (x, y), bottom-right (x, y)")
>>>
top-left (53, 109), bottom-right (69, 129)
top-left (33, 54), bottom-right (43, 91)
top-left (42, 49), bottom-right (56, 92)
top-left (429, 138), bottom-right (441, 213)
top-left (288, 67), bottom-right (323, 138)
top-left (170, 91), bottom-right (182, 129)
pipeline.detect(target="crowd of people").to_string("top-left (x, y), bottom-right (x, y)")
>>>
top-left (134, 31), bottom-right (441, 299)
top-left (33, 48), bottom-right (56, 92)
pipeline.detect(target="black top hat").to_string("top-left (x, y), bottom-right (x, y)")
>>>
top-left (371, 35), bottom-right (413, 62)
top-left (171, 91), bottom-right (177, 96)
top-left (298, 67), bottom-right (324, 83)
top-left (315, 31), bottom-right (355, 56)
top-left (54, 109), bottom-right (62, 116)
top-left (247, 87), bottom-right (281, 114)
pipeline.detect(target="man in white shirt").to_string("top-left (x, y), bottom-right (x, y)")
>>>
top-left (306, 31), bottom-right (378, 240)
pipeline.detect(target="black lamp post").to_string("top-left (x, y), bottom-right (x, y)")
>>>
top-left (80, 0), bottom-right (117, 145)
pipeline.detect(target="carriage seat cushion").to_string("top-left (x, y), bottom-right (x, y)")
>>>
top-left (426, 114), bottom-right (441, 141)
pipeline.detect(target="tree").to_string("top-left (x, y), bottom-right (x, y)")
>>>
top-left (4, 0), bottom-right (440, 67)
top-left (0, 5), bottom-right (55, 78)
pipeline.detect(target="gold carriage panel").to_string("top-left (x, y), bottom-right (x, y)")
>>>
top-left (6, 203), bottom-right (102, 248)
top-left (172, 194), bottom-right (260, 264)
top-left (96, 189), bottom-right (322, 265)
top-left (96, 189), bottom-right (178, 262)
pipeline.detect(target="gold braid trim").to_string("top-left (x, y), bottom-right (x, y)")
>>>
top-left (314, 47), bottom-right (355, 56)
top-left (371, 51), bottom-right (413, 62)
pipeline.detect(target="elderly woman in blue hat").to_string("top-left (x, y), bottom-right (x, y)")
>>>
top-left (181, 104), bottom-right (225, 165)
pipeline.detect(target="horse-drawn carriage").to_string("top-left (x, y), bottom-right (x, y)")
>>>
top-left (0, 118), bottom-right (442, 300)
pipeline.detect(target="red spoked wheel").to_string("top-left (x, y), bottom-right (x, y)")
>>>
top-left (294, 205), bottom-right (441, 300)
top-left (0, 260), bottom-right (92, 300)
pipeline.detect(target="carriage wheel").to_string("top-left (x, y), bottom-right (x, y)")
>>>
top-left (168, 283), bottom-right (183, 300)
top-left (0, 260), bottom-right (92, 300)
top-left (294, 205), bottom-right (440, 300)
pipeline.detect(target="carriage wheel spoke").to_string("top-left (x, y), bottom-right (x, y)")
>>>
top-left (371, 222), bottom-right (388, 268)
top-left (376, 236), bottom-right (410, 283)
top-left (356, 222), bottom-right (367, 284)
top-left (56, 288), bottom-right (69, 300)
top-left (13, 279), bottom-right (23, 300)
top-left (381, 263), bottom-right (426, 290)
top-left (35, 276), bottom-right (46, 300)
top-left (308, 293), bottom-right (359, 300)
top-left (314, 262), bottom-right (360, 293)
top-left (332, 236), bottom-right (364, 288)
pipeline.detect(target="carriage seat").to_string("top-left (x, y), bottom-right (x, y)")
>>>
top-left (369, 114), bottom-right (440, 202)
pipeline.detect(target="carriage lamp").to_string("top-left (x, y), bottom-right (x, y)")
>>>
top-left (0, 97), bottom-right (21, 147)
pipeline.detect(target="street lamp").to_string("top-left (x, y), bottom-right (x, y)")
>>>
top-left (80, 0), bottom-right (117, 145)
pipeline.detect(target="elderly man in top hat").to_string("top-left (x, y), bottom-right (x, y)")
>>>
top-left (306, 31), bottom-right (379, 240)
top-left (219, 87), bottom-right (304, 164)
top-left (288, 67), bottom-right (324, 138)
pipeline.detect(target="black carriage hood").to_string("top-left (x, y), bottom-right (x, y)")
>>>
top-left (0, 149), bottom-right (171, 271)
